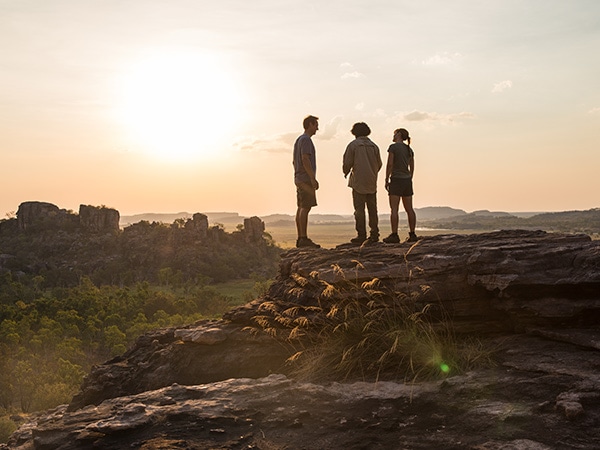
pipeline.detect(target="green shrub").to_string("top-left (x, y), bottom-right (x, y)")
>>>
top-left (0, 415), bottom-right (17, 444)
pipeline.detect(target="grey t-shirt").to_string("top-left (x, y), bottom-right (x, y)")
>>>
top-left (293, 133), bottom-right (316, 184)
top-left (388, 142), bottom-right (414, 179)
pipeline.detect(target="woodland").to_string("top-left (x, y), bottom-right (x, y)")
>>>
top-left (0, 214), bottom-right (280, 440)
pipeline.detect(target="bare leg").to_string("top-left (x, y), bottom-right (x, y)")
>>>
top-left (402, 196), bottom-right (416, 233)
top-left (296, 207), bottom-right (311, 238)
top-left (388, 195), bottom-right (401, 234)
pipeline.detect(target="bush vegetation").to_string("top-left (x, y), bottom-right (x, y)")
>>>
top-left (0, 213), bottom-right (280, 441)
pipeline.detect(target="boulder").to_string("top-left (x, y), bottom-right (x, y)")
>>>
top-left (78, 204), bottom-right (120, 233)
top-left (16, 201), bottom-right (63, 230)
top-left (243, 216), bottom-right (265, 242)
top-left (184, 213), bottom-right (209, 238)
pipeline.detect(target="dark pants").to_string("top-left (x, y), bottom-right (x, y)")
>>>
top-left (353, 190), bottom-right (379, 239)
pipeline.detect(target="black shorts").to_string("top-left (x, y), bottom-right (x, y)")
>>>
top-left (388, 177), bottom-right (413, 197)
top-left (296, 182), bottom-right (317, 208)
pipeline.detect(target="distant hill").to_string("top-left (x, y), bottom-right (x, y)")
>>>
top-left (421, 208), bottom-right (600, 235)
top-left (121, 212), bottom-right (244, 227)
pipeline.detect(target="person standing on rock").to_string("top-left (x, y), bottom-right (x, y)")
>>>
top-left (293, 115), bottom-right (321, 248)
top-left (343, 122), bottom-right (382, 244)
top-left (383, 128), bottom-right (419, 243)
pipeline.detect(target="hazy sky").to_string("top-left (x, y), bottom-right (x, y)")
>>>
top-left (2, 0), bottom-right (599, 217)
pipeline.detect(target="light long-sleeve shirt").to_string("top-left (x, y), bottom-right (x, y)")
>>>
top-left (342, 137), bottom-right (382, 194)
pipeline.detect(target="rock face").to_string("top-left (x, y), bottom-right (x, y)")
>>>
top-left (4, 230), bottom-right (600, 449)
top-left (78, 204), bottom-right (120, 233)
top-left (183, 212), bottom-right (209, 238)
top-left (16, 201), bottom-right (64, 230)
top-left (256, 230), bottom-right (600, 334)
top-left (243, 216), bottom-right (265, 242)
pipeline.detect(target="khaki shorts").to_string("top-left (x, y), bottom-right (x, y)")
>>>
top-left (296, 182), bottom-right (317, 208)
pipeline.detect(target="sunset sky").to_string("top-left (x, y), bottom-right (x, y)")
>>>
top-left (1, 0), bottom-right (599, 218)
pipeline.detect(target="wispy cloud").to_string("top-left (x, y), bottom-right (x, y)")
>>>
top-left (234, 115), bottom-right (343, 153)
top-left (588, 107), bottom-right (600, 114)
top-left (340, 62), bottom-right (364, 79)
top-left (421, 52), bottom-right (463, 66)
top-left (234, 132), bottom-right (297, 154)
top-left (401, 110), bottom-right (475, 124)
top-left (341, 71), bottom-right (364, 79)
top-left (317, 115), bottom-right (343, 140)
top-left (492, 80), bottom-right (513, 93)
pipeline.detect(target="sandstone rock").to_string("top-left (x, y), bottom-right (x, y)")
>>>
top-left (252, 230), bottom-right (600, 334)
top-left (16, 201), bottom-right (63, 230)
top-left (243, 216), bottom-right (265, 242)
top-left (5, 334), bottom-right (600, 449)
top-left (68, 320), bottom-right (291, 411)
top-left (78, 204), bottom-right (120, 233)
top-left (184, 212), bottom-right (208, 238)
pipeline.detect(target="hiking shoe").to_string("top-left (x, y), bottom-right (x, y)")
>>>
top-left (406, 232), bottom-right (420, 243)
top-left (296, 237), bottom-right (321, 248)
top-left (350, 236), bottom-right (367, 244)
top-left (382, 233), bottom-right (400, 243)
top-left (366, 235), bottom-right (379, 243)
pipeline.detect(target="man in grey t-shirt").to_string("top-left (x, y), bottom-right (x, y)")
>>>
top-left (292, 115), bottom-right (320, 248)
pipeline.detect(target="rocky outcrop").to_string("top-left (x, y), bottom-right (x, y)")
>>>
top-left (4, 230), bottom-right (600, 449)
top-left (16, 201), bottom-right (64, 230)
top-left (5, 333), bottom-right (600, 449)
top-left (78, 204), bottom-right (120, 233)
top-left (183, 212), bottom-right (209, 238)
top-left (231, 230), bottom-right (600, 334)
top-left (243, 216), bottom-right (265, 242)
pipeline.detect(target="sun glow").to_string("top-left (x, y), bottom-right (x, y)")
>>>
top-left (115, 49), bottom-right (242, 162)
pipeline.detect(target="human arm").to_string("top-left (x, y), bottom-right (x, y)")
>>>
top-left (384, 152), bottom-right (394, 191)
top-left (408, 156), bottom-right (414, 178)
top-left (342, 145), bottom-right (353, 178)
top-left (302, 153), bottom-right (319, 190)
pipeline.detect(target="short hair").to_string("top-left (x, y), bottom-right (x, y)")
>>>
top-left (351, 122), bottom-right (371, 137)
top-left (303, 115), bottom-right (319, 130)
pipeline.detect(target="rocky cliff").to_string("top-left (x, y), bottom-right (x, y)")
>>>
top-left (4, 230), bottom-right (600, 449)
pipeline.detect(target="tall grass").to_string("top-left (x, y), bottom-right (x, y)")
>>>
top-left (250, 250), bottom-right (496, 382)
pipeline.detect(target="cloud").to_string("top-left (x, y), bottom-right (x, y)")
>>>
top-left (401, 110), bottom-right (475, 124)
top-left (339, 62), bottom-right (364, 80)
top-left (588, 107), bottom-right (600, 114)
top-left (492, 80), bottom-right (513, 93)
top-left (234, 132), bottom-right (297, 154)
top-left (234, 116), bottom-right (343, 153)
top-left (341, 71), bottom-right (364, 79)
top-left (355, 102), bottom-right (365, 111)
top-left (317, 115), bottom-right (343, 140)
top-left (422, 52), bottom-right (463, 66)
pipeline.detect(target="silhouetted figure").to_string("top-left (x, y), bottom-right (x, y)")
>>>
top-left (343, 122), bottom-right (382, 244)
top-left (293, 115), bottom-right (321, 248)
top-left (383, 128), bottom-right (419, 243)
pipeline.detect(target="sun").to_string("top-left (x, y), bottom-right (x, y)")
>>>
top-left (115, 49), bottom-right (242, 162)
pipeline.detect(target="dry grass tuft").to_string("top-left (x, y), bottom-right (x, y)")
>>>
top-left (250, 257), bottom-right (497, 383)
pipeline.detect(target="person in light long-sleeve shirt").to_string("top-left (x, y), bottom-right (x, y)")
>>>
top-left (343, 122), bottom-right (382, 244)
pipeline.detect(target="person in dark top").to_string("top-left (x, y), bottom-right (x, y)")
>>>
top-left (383, 128), bottom-right (419, 243)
